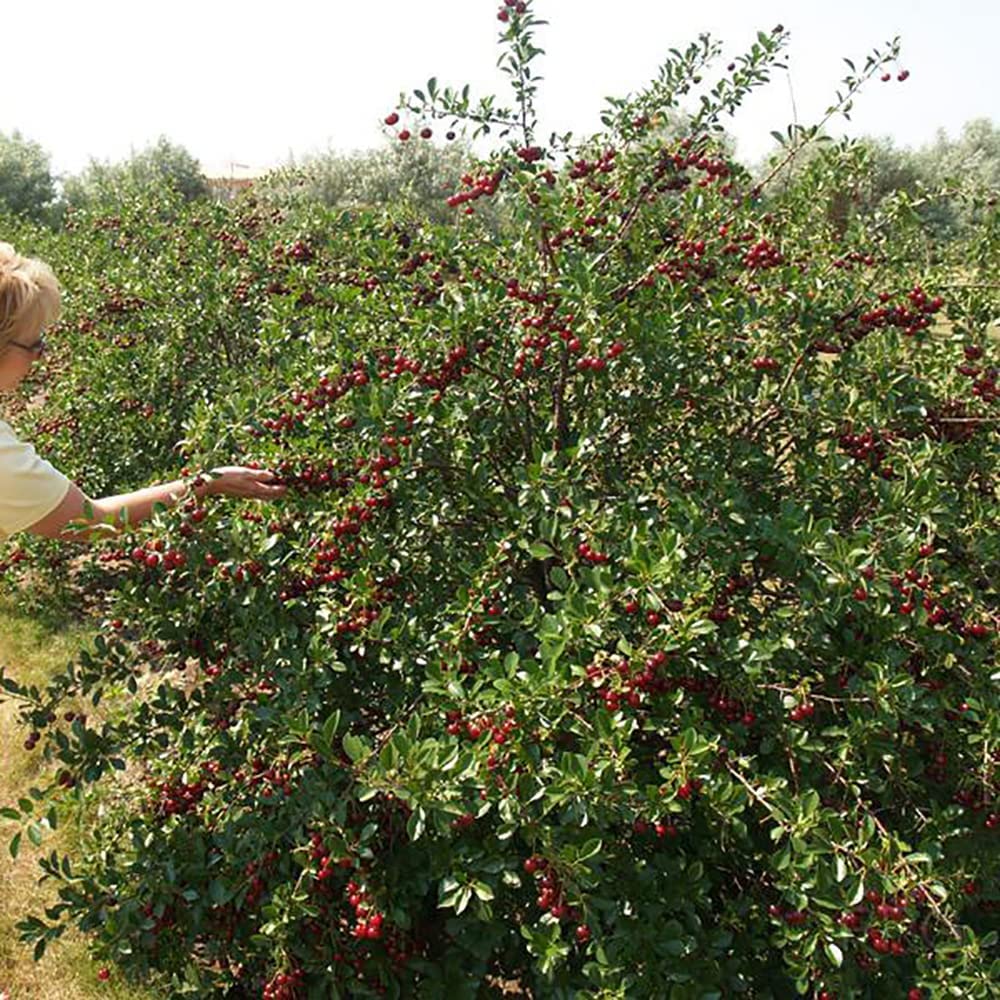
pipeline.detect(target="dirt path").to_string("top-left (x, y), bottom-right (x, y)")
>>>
top-left (0, 600), bottom-right (156, 1000)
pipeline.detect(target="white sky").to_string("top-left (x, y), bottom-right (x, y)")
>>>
top-left (3, 0), bottom-right (997, 179)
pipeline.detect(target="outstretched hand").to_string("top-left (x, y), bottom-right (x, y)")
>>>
top-left (202, 466), bottom-right (287, 500)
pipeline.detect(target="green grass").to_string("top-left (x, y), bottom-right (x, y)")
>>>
top-left (0, 594), bottom-right (164, 1000)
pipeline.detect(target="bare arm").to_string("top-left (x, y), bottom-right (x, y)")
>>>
top-left (27, 467), bottom-right (286, 543)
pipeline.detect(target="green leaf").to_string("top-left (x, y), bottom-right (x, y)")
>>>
top-left (10, 832), bottom-right (21, 859)
top-left (472, 881), bottom-right (494, 901)
top-left (824, 941), bottom-right (843, 968)
top-left (847, 879), bottom-right (865, 906)
top-left (406, 807), bottom-right (426, 842)
top-left (342, 733), bottom-right (369, 763)
top-left (322, 709), bottom-right (342, 748)
top-left (260, 533), bottom-right (282, 553)
top-left (455, 886), bottom-right (473, 915)
top-left (528, 541), bottom-right (555, 559)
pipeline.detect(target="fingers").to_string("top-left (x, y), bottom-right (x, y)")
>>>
top-left (214, 467), bottom-right (288, 500)
top-left (244, 470), bottom-right (287, 498)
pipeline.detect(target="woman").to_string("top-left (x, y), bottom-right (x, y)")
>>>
top-left (0, 242), bottom-right (284, 543)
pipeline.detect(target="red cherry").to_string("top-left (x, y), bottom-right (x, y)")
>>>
top-left (97, 968), bottom-right (111, 981)
top-left (398, 130), bottom-right (411, 141)
top-left (575, 923), bottom-right (591, 943)
top-left (384, 112), bottom-right (399, 126)
top-left (420, 127), bottom-right (433, 139)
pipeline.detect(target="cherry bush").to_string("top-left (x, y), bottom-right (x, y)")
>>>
top-left (2, 4), bottom-right (998, 998)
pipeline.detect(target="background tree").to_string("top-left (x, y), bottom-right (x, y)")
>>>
top-left (759, 119), bottom-right (999, 242)
top-left (60, 136), bottom-right (209, 211)
top-left (0, 130), bottom-right (58, 225)
top-left (253, 139), bottom-right (502, 228)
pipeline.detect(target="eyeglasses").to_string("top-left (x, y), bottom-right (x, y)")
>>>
top-left (7, 336), bottom-right (46, 358)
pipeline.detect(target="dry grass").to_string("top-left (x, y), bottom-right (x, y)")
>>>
top-left (0, 594), bottom-right (161, 1000)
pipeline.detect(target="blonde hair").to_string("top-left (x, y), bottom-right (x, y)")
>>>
top-left (0, 242), bottom-right (61, 348)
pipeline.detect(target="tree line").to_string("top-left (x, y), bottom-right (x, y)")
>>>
top-left (1, 120), bottom-right (997, 237)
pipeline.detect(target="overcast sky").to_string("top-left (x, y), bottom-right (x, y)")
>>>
top-left (3, 0), bottom-right (997, 179)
